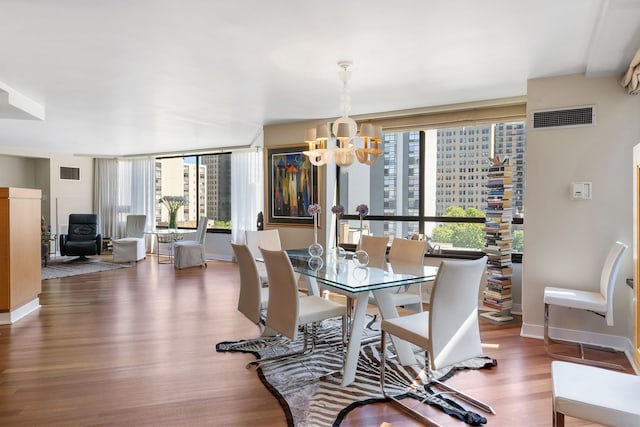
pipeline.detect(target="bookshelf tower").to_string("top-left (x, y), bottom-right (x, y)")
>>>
top-left (480, 157), bottom-right (514, 324)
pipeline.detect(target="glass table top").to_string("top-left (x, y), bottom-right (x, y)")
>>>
top-left (285, 249), bottom-right (438, 294)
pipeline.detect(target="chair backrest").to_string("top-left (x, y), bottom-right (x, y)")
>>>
top-left (231, 243), bottom-right (263, 324)
top-left (246, 229), bottom-right (282, 258)
top-left (260, 247), bottom-right (299, 340)
top-left (388, 238), bottom-right (427, 265)
top-left (428, 256), bottom-right (487, 370)
top-left (356, 235), bottom-right (389, 265)
top-left (195, 217), bottom-right (208, 244)
top-left (68, 214), bottom-right (99, 241)
top-left (125, 215), bottom-right (147, 238)
top-left (600, 241), bottom-right (628, 326)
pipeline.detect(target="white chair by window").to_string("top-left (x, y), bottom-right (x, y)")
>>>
top-left (544, 241), bottom-right (628, 370)
top-left (247, 247), bottom-right (346, 369)
top-left (380, 256), bottom-right (492, 424)
top-left (174, 217), bottom-right (208, 269)
top-left (112, 214), bottom-right (147, 263)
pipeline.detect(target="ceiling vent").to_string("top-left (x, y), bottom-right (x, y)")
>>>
top-left (530, 105), bottom-right (595, 130)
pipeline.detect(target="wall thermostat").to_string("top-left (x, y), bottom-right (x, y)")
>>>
top-left (571, 182), bottom-right (592, 200)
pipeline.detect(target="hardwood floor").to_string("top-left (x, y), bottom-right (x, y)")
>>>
top-left (0, 256), bottom-right (632, 426)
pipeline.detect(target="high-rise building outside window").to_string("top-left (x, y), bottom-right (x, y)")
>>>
top-left (155, 153), bottom-right (231, 230)
top-left (338, 121), bottom-right (525, 254)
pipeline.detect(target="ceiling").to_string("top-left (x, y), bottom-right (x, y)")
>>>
top-left (1, 0), bottom-right (639, 157)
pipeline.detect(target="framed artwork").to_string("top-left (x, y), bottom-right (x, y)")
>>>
top-left (267, 145), bottom-right (318, 225)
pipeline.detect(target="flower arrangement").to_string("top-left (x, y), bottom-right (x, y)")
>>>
top-left (355, 203), bottom-right (369, 236)
top-left (160, 195), bottom-right (187, 229)
top-left (331, 204), bottom-right (345, 247)
top-left (308, 203), bottom-right (322, 216)
top-left (307, 203), bottom-right (323, 256)
top-left (331, 204), bottom-right (345, 216)
top-left (355, 204), bottom-right (369, 217)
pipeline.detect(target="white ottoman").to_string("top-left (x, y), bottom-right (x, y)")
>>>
top-left (551, 361), bottom-right (640, 427)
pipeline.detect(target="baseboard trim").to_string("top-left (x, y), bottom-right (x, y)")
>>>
top-left (0, 298), bottom-right (40, 324)
top-left (521, 321), bottom-right (638, 374)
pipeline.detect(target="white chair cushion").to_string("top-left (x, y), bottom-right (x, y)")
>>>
top-left (382, 311), bottom-right (430, 350)
top-left (112, 237), bottom-right (145, 262)
top-left (552, 361), bottom-right (640, 426)
top-left (544, 286), bottom-right (607, 313)
top-left (298, 296), bottom-right (345, 325)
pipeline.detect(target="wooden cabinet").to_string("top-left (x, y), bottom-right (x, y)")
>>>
top-left (0, 187), bottom-right (42, 317)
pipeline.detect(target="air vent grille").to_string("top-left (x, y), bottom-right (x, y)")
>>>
top-left (531, 106), bottom-right (595, 129)
top-left (60, 166), bottom-right (80, 180)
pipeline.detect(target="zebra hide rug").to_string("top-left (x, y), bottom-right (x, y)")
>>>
top-left (216, 318), bottom-right (496, 427)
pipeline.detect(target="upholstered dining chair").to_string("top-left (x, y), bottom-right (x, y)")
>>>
top-left (231, 243), bottom-right (270, 332)
top-left (174, 217), bottom-right (208, 269)
top-left (551, 361), bottom-right (640, 427)
top-left (543, 240), bottom-right (628, 370)
top-left (245, 229), bottom-right (283, 284)
top-left (246, 247), bottom-right (346, 369)
top-left (59, 213), bottom-right (102, 261)
top-left (356, 234), bottom-right (389, 266)
top-left (384, 238), bottom-right (428, 312)
top-left (112, 214), bottom-right (147, 263)
top-left (380, 256), bottom-right (492, 424)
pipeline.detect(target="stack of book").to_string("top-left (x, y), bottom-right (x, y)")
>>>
top-left (481, 159), bottom-right (514, 324)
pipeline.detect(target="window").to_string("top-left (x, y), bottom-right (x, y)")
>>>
top-left (338, 121), bottom-right (526, 255)
top-left (155, 153), bottom-right (232, 230)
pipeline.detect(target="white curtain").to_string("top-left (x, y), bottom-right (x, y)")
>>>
top-left (95, 158), bottom-right (156, 239)
top-left (94, 159), bottom-right (119, 239)
top-left (231, 148), bottom-right (264, 245)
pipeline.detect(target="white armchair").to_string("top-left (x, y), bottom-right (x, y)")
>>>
top-left (112, 215), bottom-right (147, 263)
top-left (174, 217), bottom-right (208, 269)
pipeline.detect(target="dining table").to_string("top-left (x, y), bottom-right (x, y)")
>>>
top-left (285, 249), bottom-right (438, 387)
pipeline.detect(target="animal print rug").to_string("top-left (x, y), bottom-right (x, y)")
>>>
top-left (216, 319), bottom-right (496, 426)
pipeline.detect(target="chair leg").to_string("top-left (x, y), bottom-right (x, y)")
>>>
top-left (246, 323), bottom-right (324, 369)
top-left (379, 331), bottom-right (442, 427)
top-left (544, 303), bottom-right (625, 371)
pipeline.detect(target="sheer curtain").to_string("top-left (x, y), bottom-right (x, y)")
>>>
top-left (231, 148), bottom-right (264, 244)
top-left (95, 158), bottom-right (156, 239)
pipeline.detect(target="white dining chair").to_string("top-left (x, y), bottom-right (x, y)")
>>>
top-left (173, 217), bottom-right (208, 269)
top-left (231, 242), bottom-right (269, 326)
top-left (112, 214), bottom-right (147, 263)
top-left (380, 256), bottom-right (492, 424)
top-left (245, 229), bottom-right (283, 284)
top-left (356, 234), bottom-right (389, 266)
top-left (544, 241), bottom-right (628, 370)
top-left (246, 247), bottom-right (346, 369)
top-left (385, 238), bottom-right (428, 312)
top-left (551, 361), bottom-right (640, 427)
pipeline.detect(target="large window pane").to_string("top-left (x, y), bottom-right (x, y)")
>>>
top-left (155, 153), bottom-right (231, 230)
top-left (338, 121), bottom-right (526, 253)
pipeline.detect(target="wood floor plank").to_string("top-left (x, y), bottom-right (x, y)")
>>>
top-left (0, 255), bottom-right (632, 426)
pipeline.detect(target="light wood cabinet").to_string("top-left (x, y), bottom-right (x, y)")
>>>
top-left (0, 187), bottom-right (42, 314)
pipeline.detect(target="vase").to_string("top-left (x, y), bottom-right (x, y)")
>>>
top-left (328, 216), bottom-right (346, 260)
top-left (308, 215), bottom-right (323, 257)
top-left (168, 210), bottom-right (178, 230)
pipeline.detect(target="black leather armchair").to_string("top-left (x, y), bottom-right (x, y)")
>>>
top-left (59, 214), bottom-right (102, 260)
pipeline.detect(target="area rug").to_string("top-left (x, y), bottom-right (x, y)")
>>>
top-left (42, 257), bottom-right (130, 280)
top-left (216, 319), bottom-right (496, 427)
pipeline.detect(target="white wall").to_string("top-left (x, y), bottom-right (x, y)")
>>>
top-left (0, 147), bottom-right (94, 235)
top-left (522, 74), bottom-right (640, 353)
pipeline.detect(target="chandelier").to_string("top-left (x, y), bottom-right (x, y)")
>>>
top-left (303, 61), bottom-right (384, 168)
